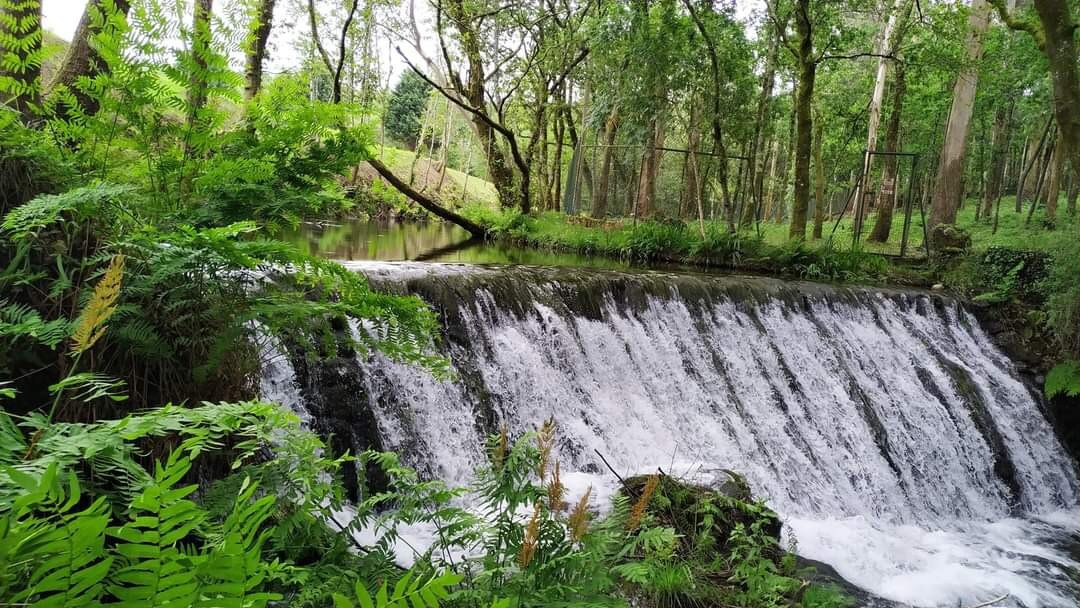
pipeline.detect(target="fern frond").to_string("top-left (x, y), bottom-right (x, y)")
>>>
top-left (71, 254), bottom-right (124, 354)
top-left (1046, 360), bottom-right (1080, 399)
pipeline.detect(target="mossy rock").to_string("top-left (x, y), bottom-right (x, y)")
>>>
top-left (929, 224), bottom-right (972, 255)
top-left (623, 472), bottom-right (782, 552)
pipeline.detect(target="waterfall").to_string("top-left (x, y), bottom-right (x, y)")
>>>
top-left (263, 262), bottom-right (1080, 608)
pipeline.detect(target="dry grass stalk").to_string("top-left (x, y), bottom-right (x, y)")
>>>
top-left (537, 417), bottom-right (556, 481)
top-left (547, 460), bottom-right (564, 510)
top-left (568, 486), bottom-right (592, 541)
top-left (493, 423), bottom-right (508, 469)
top-left (71, 254), bottom-right (125, 355)
top-left (627, 474), bottom-right (660, 531)
top-left (518, 503), bottom-right (542, 568)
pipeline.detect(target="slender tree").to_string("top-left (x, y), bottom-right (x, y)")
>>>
top-left (187, 0), bottom-right (214, 129)
top-left (244, 0), bottom-right (276, 100)
top-left (790, 1), bottom-right (814, 240)
top-left (868, 63), bottom-right (906, 242)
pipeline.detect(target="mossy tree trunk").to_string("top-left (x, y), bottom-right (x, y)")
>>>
top-left (243, 0), bottom-right (276, 101)
top-left (592, 107), bottom-right (619, 218)
top-left (789, 0), bottom-right (815, 240)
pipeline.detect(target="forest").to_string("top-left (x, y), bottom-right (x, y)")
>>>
top-left (2, 0), bottom-right (1080, 607)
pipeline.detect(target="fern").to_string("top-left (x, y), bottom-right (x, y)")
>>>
top-left (70, 254), bottom-right (125, 354)
top-left (1046, 360), bottom-right (1080, 399)
top-left (0, 299), bottom-right (70, 349)
top-left (0, 183), bottom-right (134, 241)
top-left (1, 465), bottom-right (114, 608)
top-left (331, 570), bottom-right (463, 608)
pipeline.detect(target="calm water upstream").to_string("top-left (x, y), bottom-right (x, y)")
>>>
top-left (282, 218), bottom-right (630, 268)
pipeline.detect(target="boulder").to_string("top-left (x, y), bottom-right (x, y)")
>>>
top-left (929, 224), bottom-right (972, 255)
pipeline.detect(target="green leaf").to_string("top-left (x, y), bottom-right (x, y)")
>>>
top-left (1046, 360), bottom-right (1080, 399)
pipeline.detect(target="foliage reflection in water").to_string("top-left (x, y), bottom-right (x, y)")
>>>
top-left (282, 219), bottom-right (631, 268)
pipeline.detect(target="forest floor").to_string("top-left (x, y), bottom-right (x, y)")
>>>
top-left (753, 196), bottom-right (1076, 256)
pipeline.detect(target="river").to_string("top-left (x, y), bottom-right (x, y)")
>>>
top-left (270, 219), bottom-right (1080, 608)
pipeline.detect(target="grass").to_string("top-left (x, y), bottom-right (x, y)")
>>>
top-left (754, 195), bottom-right (1077, 255)
top-left (372, 146), bottom-right (499, 208)
top-left (462, 206), bottom-right (910, 285)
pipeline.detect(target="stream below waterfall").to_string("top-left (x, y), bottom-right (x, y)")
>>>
top-left (267, 220), bottom-right (1080, 608)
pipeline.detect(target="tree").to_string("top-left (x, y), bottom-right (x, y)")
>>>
top-left (187, 0), bottom-right (214, 130)
top-left (790, 0), bottom-right (816, 240)
top-left (867, 63), bottom-right (906, 242)
top-left (46, 0), bottom-right (132, 118)
top-left (307, 0), bottom-right (361, 104)
top-left (928, 0), bottom-right (992, 231)
top-left (244, 0), bottom-right (276, 100)
top-left (992, 0), bottom-right (1080, 188)
top-left (0, 0), bottom-right (43, 123)
top-left (384, 71), bottom-right (431, 149)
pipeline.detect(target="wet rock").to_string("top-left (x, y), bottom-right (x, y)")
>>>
top-left (623, 472), bottom-right (783, 547)
top-left (795, 556), bottom-right (906, 608)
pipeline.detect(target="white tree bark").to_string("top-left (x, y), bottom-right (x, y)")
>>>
top-left (929, 0), bottom-right (993, 229)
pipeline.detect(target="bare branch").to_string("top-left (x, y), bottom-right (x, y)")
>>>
top-left (307, 0), bottom-right (335, 77)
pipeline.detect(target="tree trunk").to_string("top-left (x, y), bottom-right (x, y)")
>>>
top-left (592, 108), bottom-right (619, 218)
top-left (244, 0), bottom-right (276, 100)
top-left (0, 0), bottom-right (42, 123)
top-left (929, 0), bottom-right (991, 230)
top-left (1044, 136), bottom-right (1064, 222)
top-left (635, 119), bottom-right (664, 218)
top-left (1031, 0), bottom-right (1080, 180)
top-left (46, 0), bottom-right (132, 117)
top-left (682, 105), bottom-right (703, 219)
top-left (1068, 168), bottom-right (1079, 215)
top-left (187, 0), bottom-right (214, 129)
top-left (856, 1), bottom-right (909, 211)
top-left (764, 137), bottom-right (781, 221)
top-left (812, 112), bottom-right (826, 239)
top-left (982, 102), bottom-right (1012, 218)
top-left (790, 0), bottom-right (816, 240)
top-left (742, 28), bottom-right (780, 226)
top-left (776, 100), bottom-right (796, 223)
top-left (869, 63), bottom-right (907, 242)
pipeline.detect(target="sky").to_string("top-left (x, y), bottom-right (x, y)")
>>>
top-left (41, 0), bottom-right (765, 87)
top-left (42, 1), bottom-right (86, 40)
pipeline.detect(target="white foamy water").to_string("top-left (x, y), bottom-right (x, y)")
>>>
top-left (264, 264), bottom-right (1080, 607)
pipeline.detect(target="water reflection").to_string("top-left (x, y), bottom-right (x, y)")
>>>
top-left (282, 219), bottom-right (630, 269)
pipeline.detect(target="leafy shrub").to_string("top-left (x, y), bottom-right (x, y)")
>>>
top-left (0, 183), bottom-right (443, 411)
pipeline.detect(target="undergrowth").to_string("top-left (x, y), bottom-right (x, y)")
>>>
top-left (466, 209), bottom-right (903, 285)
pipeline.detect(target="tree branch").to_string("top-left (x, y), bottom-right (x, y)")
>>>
top-left (819, 51), bottom-right (899, 62)
top-left (396, 48), bottom-right (531, 196)
top-left (987, 0), bottom-right (1045, 49)
top-left (306, 0), bottom-right (335, 78)
top-left (367, 159), bottom-right (488, 237)
top-left (332, 0), bottom-right (362, 103)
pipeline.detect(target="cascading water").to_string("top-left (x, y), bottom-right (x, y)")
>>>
top-left (262, 262), bottom-right (1080, 608)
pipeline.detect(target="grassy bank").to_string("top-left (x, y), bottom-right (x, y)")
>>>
top-left (463, 206), bottom-right (927, 285)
